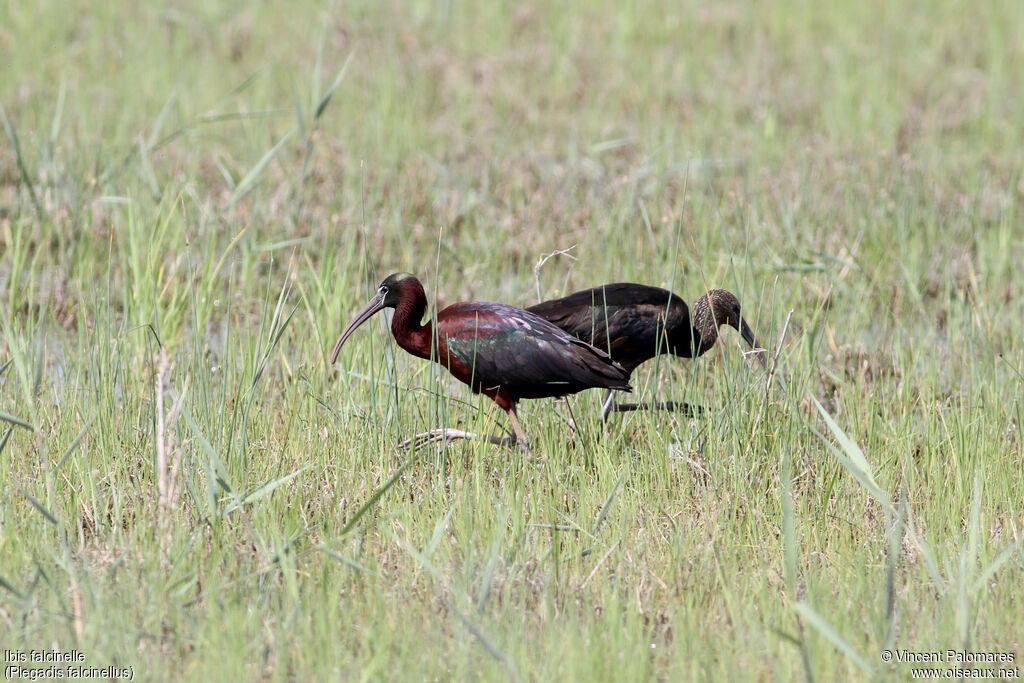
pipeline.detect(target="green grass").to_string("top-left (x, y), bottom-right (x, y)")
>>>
top-left (2, 0), bottom-right (1023, 679)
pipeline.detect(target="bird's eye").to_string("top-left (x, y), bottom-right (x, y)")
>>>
top-left (380, 285), bottom-right (389, 294)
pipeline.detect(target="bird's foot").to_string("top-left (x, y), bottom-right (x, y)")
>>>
top-left (603, 401), bottom-right (707, 420)
top-left (400, 428), bottom-right (525, 452)
top-left (399, 428), bottom-right (476, 450)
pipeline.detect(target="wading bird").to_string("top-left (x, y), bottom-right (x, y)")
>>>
top-left (527, 283), bottom-right (765, 420)
top-left (330, 273), bottom-right (632, 452)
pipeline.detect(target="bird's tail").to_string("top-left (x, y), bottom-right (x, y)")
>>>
top-left (574, 340), bottom-right (632, 392)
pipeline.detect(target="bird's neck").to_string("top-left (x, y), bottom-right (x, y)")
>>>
top-left (391, 297), bottom-right (433, 359)
top-left (691, 295), bottom-right (720, 355)
top-left (691, 326), bottom-right (718, 355)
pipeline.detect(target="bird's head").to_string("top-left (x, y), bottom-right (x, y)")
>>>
top-left (692, 289), bottom-right (763, 363)
top-left (330, 273), bottom-right (426, 363)
top-left (377, 272), bottom-right (420, 308)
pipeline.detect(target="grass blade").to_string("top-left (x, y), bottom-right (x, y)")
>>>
top-left (49, 78), bottom-right (67, 144)
top-left (0, 105), bottom-right (42, 217)
top-left (593, 470), bottom-right (625, 535)
top-left (339, 451), bottom-right (424, 537)
top-left (905, 509), bottom-right (947, 594)
top-left (0, 575), bottom-right (25, 600)
top-left (182, 408), bottom-right (234, 515)
top-left (959, 468), bottom-right (984, 645)
top-left (782, 448), bottom-right (798, 594)
top-left (57, 416), bottom-right (96, 470)
top-left (32, 324), bottom-right (45, 398)
top-left (442, 595), bottom-right (519, 682)
top-left (972, 538), bottom-right (1023, 594)
top-left (147, 87), bottom-right (179, 149)
top-left (138, 136), bottom-right (162, 199)
top-left (884, 481), bottom-right (909, 642)
top-left (0, 411), bottom-right (34, 431)
top-left (794, 601), bottom-right (872, 675)
top-left (224, 467), bottom-right (308, 514)
top-left (19, 488), bottom-right (58, 526)
top-left (320, 547), bottom-right (382, 578)
top-left (292, 87), bottom-right (307, 142)
top-left (811, 397), bottom-right (891, 509)
top-left (227, 130), bottom-right (295, 208)
top-left (425, 507), bottom-right (455, 558)
top-left (314, 49), bottom-right (356, 121)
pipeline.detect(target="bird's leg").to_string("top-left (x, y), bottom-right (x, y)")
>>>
top-left (599, 389), bottom-right (616, 423)
top-left (607, 400), bottom-right (706, 416)
top-left (504, 406), bottom-right (531, 454)
top-left (600, 386), bottom-right (704, 419)
top-left (557, 398), bottom-right (578, 436)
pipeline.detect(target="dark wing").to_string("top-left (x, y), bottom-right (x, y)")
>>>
top-left (437, 302), bottom-right (630, 396)
top-left (526, 301), bottom-right (612, 349)
top-left (528, 284), bottom-right (692, 371)
top-left (528, 283), bottom-right (683, 336)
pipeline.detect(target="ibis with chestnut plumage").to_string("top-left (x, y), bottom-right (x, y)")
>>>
top-left (330, 273), bottom-right (631, 452)
top-left (527, 283), bottom-right (766, 419)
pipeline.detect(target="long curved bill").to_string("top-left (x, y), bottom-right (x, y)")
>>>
top-left (739, 317), bottom-right (768, 370)
top-left (330, 290), bottom-right (387, 363)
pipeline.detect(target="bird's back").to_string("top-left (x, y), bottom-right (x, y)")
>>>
top-left (527, 284), bottom-right (693, 372)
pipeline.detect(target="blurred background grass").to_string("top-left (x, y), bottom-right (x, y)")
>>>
top-left (1, 0), bottom-right (1022, 679)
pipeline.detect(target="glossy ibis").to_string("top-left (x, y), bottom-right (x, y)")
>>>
top-left (527, 283), bottom-right (766, 419)
top-left (330, 273), bottom-right (632, 452)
